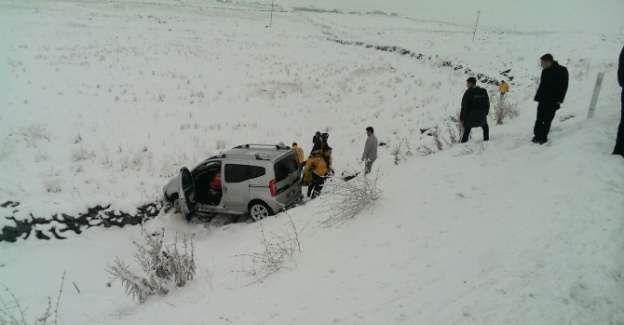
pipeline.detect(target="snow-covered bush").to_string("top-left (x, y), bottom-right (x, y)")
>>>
top-left (322, 171), bottom-right (382, 227)
top-left (456, 142), bottom-right (488, 156)
top-left (391, 138), bottom-right (413, 165)
top-left (43, 177), bottom-right (63, 193)
top-left (34, 151), bottom-right (50, 163)
top-left (431, 126), bottom-right (444, 150)
top-left (445, 112), bottom-right (463, 145)
top-left (71, 146), bottom-right (95, 162)
top-left (490, 90), bottom-right (519, 125)
top-left (417, 145), bottom-right (435, 156)
top-left (235, 213), bottom-right (301, 285)
top-left (0, 272), bottom-right (65, 325)
top-left (107, 228), bottom-right (196, 304)
top-left (18, 124), bottom-right (51, 147)
top-left (432, 116), bottom-right (463, 150)
top-left (391, 142), bottom-right (402, 165)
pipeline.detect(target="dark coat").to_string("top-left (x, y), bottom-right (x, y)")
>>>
top-left (618, 46), bottom-right (623, 87)
top-left (534, 61), bottom-right (569, 103)
top-left (460, 86), bottom-right (490, 128)
top-left (311, 134), bottom-right (323, 153)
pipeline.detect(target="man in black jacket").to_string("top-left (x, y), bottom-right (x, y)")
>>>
top-left (533, 53), bottom-right (569, 144)
top-left (613, 46), bottom-right (624, 157)
top-left (460, 77), bottom-right (490, 143)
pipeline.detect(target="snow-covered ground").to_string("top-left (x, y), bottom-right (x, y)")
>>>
top-left (1, 0), bottom-right (623, 324)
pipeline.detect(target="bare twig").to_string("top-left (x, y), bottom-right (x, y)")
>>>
top-left (106, 227), bottom-right (196, 303)
top-left (322, 170), bottom-right (382, 227)
top-left (1, 271), bottom-right (65, 325)
top-left (234, 211), bottom-right (301, 286)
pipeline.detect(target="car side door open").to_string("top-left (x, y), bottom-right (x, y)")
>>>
top-left (222, 161), bottom-right (251, 213)
top-left (178, 167), bottom-right (196, 220)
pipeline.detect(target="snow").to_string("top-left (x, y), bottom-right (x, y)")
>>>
top-left (1, 0), bottom-right (623, 324)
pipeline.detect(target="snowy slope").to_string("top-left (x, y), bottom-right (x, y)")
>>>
top-left (1, 0), bottom-right (623, 324)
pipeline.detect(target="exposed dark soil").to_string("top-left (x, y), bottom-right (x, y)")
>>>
top-left (0, 201), bottom-right (165, 243)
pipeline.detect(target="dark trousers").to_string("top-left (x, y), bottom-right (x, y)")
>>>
top-left (614, 90), bottom-right (624, 156)
top-left (461, 124), bottom-right (489, 143)
top-left (534, 102), bottom-right (558, 141)
top-left (307, 174), bottom-right (325, 199)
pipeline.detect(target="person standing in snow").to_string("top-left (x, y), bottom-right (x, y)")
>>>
top-left (310, 131), bottom-right (328, 156)
top-left (460, 77), bottom-right (490, 143)
top-left (304, 146), bottom-right (333, 199)
top-left (361, 126), bottom-right (378, 174)
top-left (499, 80), bottom-right (510, 98)
top-left (292, 142), bottom-right (305, 164)
top-left (532, 53), bottom-right (569, 145)
top-left (613, 46), bottom-right (624, 158)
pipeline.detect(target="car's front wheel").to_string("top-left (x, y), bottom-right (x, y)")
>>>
top-left (248, 201), bottom-right (273, 221)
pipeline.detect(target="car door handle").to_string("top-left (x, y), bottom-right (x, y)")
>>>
top-left (223, 186), bottom-right (227, 193)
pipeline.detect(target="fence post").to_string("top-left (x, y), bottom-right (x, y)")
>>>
top-left (587, 72), bottom-right (605, 118)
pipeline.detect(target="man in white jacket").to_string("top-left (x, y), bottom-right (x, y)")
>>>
top-left (361, 126), bottom-right (378, 174)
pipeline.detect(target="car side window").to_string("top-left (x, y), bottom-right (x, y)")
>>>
top-left (225, 164), bottom-right (247, 183)
top-left (224, 164), bottom-right (266, 183)
top-left (247, 166), bottom-right (266, 180)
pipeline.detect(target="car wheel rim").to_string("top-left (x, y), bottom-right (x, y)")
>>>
top-left (251, 205), bottom-right (269, 221)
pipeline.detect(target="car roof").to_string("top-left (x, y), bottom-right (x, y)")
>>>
top-left (215, 144), bottom-right (294, 163)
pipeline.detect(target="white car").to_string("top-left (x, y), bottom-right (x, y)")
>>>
top-left (163, 144), bottom-right (303, 221)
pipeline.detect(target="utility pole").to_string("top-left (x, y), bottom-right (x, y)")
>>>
top-left (269, 0), bottom-right (274, 27)
top-left (472, 10), bottom-right (481, 42)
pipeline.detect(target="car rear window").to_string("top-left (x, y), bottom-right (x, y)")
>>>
top-left (274, 153), bottom-right (299, 182)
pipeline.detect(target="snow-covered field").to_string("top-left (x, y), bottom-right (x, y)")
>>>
top-left (1, 0), bottom-right (623, 324)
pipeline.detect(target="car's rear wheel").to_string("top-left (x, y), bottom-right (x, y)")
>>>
top-left (249, 201), bottom-right (273, 221)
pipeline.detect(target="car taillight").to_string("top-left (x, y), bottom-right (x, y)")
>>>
top-left (269, 179), bottom-right (277, 196)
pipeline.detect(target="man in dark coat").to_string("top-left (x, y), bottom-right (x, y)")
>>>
top-left (460, 77), bottom-right (490, 143)
top-left (532, 53), bottom-right (569, 144)
top-left (310, 131), bottom-right (329, 156)
top-left (613, 46), bottom-right (624, 157)
top-left (310, 131), bottom-right (323, 155)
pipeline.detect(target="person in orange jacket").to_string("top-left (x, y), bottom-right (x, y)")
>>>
top-left (303, 146), bottom-right (333, 199)
top-left (499, 80), bottom-right (510, 97)
top-left (292, 142), bottom-right (305, 165)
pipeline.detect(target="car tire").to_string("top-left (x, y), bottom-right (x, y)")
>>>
top-left (249, 201), bottom-right (273, 221)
